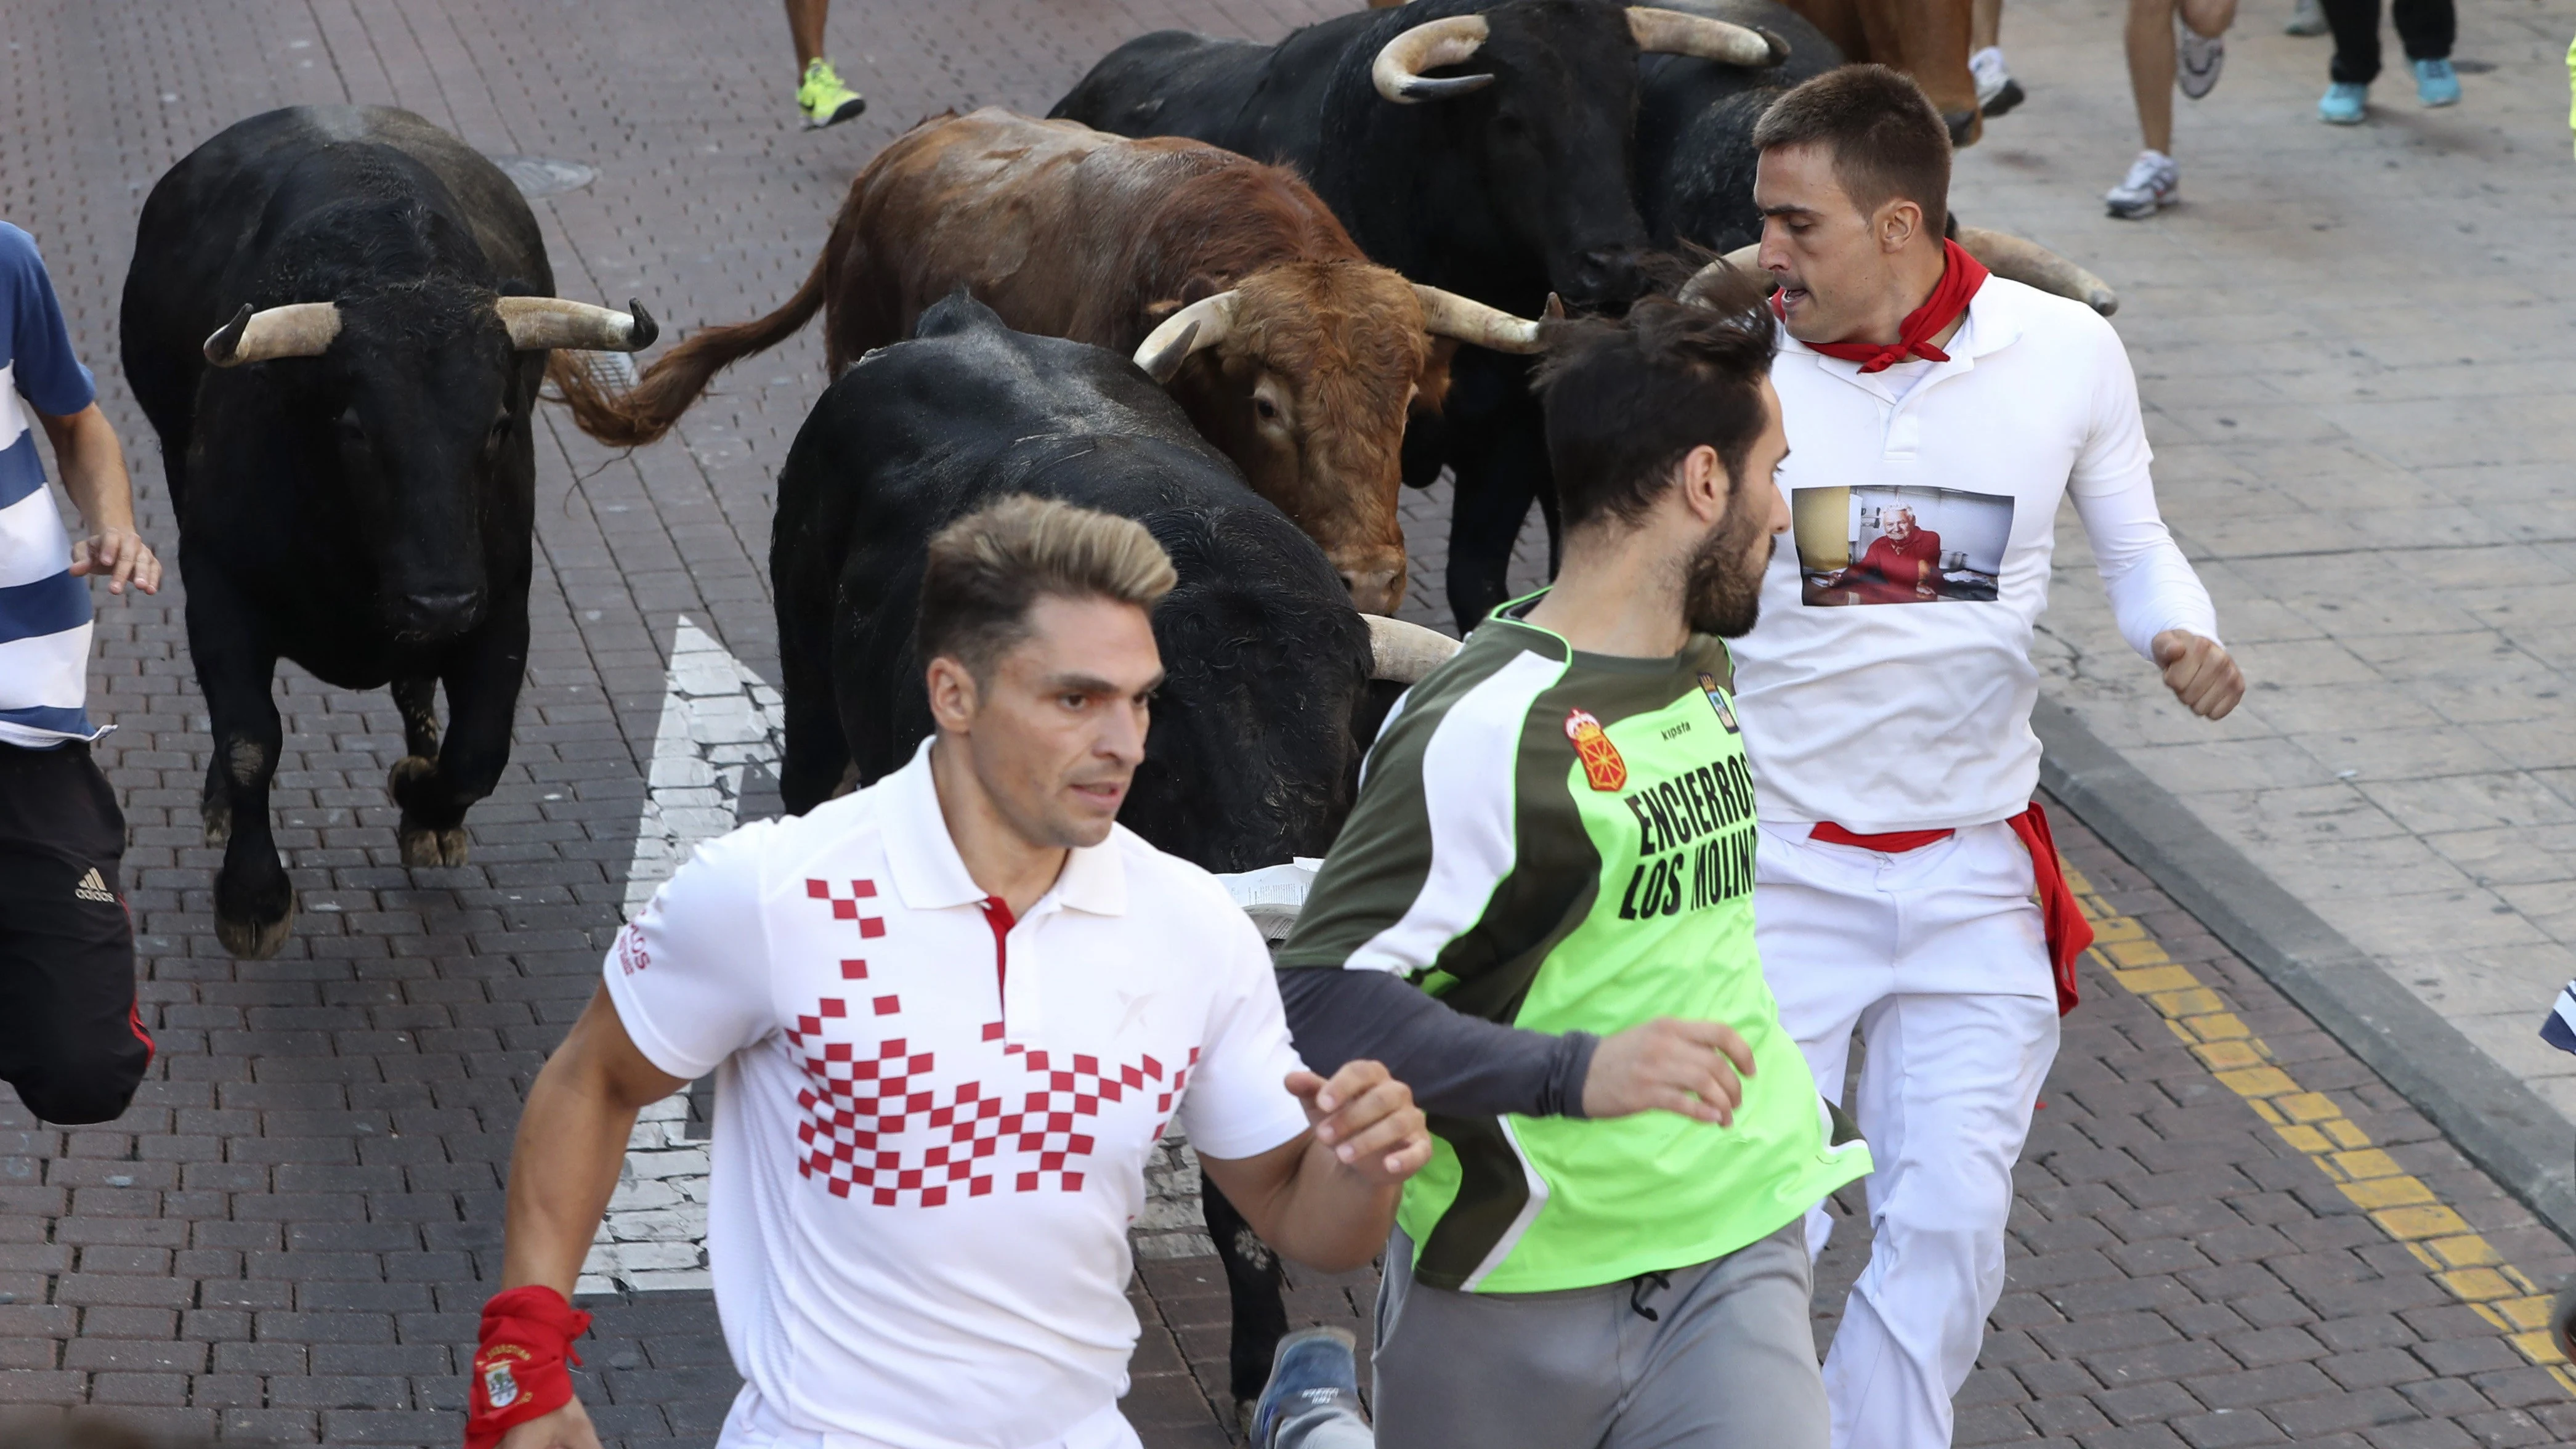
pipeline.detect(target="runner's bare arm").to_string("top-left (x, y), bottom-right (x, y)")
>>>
top-left (505, 983), bottom-right (691, 1291)
top-left (491, 984), bottom-right (690, 1449)
top-left (1197, 1060), bottom-right (1431, 1273)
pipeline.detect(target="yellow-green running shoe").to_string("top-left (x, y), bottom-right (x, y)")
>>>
top-left (798, 59), bottom-right (865, 130)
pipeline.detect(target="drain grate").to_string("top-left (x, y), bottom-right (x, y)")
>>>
top-left (487, 154), bottom-right (597, 198)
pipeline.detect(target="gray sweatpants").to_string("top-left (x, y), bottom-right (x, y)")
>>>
top-left (1370, 1223), bottom-right (1828, 1449)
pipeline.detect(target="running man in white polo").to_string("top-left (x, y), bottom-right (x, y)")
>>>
top-left (471, 497), bottom-right (1430, 1449)
top-left (1738, 68), bottom-right (2246, 1448)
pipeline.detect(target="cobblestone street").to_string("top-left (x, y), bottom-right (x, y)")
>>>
top-left (4, 0), bottom-right (2576, 1444)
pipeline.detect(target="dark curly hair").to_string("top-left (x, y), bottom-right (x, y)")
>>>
top-left (1532, 262), bottom-right (1778, 531)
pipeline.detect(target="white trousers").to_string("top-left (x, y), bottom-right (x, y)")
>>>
top-left (1754, 821), bottom-right (2062, 1449)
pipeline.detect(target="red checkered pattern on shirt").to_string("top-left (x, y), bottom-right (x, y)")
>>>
top-left (787, 878), bottom-right (1199, 1206)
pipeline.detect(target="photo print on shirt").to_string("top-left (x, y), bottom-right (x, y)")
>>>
top-left (1792, 484), bottom-right (2015, 607)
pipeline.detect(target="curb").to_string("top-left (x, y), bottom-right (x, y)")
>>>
top-left (2031, 695), bottom-right (2576, 1251)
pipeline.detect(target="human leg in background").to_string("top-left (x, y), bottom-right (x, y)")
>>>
top-left (2110, 0), bottom-right (2238, 215)
top-left (1821, 991), bottom-right (2060, 1449)
top-left (0, 742), bottom-right (150, 1126)
top-left (2318, 0), bottom-right (2381, 120)
top-left (1969, 0), bottom-right (2026, 118)
top-left (787, 0), bottom-right (865, 128)
top-left (2392, 0), bottom-right (2459, 105)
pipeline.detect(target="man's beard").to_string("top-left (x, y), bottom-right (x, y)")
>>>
top-left (1683, 509), bottom-right (1773, 639)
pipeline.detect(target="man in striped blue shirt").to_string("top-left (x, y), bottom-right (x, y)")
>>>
top-left (0, 220), bottom-right (160, 1124)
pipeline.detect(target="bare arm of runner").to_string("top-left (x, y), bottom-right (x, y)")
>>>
top-left (38, 403), bottom-right (161, 596)
top-left (493, 985), bottom-right (691, 1449)
top-left (1199, 1059), bottom-right (1432, 1274)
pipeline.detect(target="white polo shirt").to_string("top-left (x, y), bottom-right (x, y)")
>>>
top-left (603, 737), bottom-right (1313, 1449)
top-left (1732, 277), bottom-right (2219, 833)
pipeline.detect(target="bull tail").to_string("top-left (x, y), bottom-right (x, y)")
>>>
top-left (548, 243), bottom-right (835, 448)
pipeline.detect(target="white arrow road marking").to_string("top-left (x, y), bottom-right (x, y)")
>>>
top-left (578, 617), bottom-right (786, 1296)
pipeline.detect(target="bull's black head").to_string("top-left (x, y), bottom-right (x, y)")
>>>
top-left (304, 276), bottom-right (530, 644)
top-left (1126, 506), bottom-right (1376, 872)
top-left (1356, 0), bottom-right (1659, 313)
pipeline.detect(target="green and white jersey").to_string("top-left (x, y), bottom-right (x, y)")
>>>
top-left (1278, 599), bottom-right (1870, 1293)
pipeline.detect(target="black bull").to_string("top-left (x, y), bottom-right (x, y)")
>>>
top-left (771, 293), bottom-right (1410, 1414)
top-left (120, 105), bottom-right (649, 958)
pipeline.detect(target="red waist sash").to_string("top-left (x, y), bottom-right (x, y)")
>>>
top-left (1807, 803), bottom-right (2092, 1013)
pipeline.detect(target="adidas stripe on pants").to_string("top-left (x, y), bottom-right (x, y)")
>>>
top-left (0, 741), bottom-right (150, 1124)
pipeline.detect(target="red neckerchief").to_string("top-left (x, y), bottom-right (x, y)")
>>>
top-left (1777, 237), bottom-right (1990, 375)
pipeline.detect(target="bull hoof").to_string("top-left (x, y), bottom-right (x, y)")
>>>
top-left (399, 824), bottom-right (471, 869)
top-left (387, 753), bottom-right (437, 805)
top-left (215, 895), bottom-right (298, 960)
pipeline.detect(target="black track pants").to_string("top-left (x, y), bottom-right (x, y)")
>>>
top-left (0, 742), bottom-right (150, 1124)
top-left (2321, 0), bottom-right (2455, 84)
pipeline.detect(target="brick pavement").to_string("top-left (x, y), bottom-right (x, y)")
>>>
top-left (2, 0), bottom-right (2573, 1445)
top-left (1951, 0), bottom-right (2576, 1125)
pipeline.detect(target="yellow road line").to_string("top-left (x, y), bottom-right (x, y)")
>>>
top-left (2064, 864), bottom-right (2576, 1397)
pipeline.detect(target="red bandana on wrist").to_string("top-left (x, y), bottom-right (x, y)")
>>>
top-left (465, 1285), bottom-right (593, 1449)
top-left (1776, 237), bottom-right (1989, 374)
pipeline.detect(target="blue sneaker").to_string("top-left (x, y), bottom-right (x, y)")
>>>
top-left (1249, 1327), bottom-right (1364, 1449)
top-left (2415, 58), bottom-right (2460, 107)
top-left (2319, 81), bottom-right (2368, 124)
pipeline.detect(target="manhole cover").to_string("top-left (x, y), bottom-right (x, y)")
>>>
top-left (488, 155), bottom-right (597, 198)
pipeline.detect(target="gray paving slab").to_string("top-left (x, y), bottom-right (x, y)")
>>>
top-left (1956, 0), bottom-right (2576, 1140)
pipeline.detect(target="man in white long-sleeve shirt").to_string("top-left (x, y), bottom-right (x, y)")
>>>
top-left (1731, 67), bottom-right (2246, 1448)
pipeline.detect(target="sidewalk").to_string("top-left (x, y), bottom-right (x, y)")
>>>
top-left (1940, 2), bottom-right (2576, 1133)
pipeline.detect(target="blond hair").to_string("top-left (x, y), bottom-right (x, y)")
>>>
top-left (917, 495), bottom-right (1178, 678)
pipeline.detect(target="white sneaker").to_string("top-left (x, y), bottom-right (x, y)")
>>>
top-left (2105, 150), bottom-right (2178, 219)
top-left (1970, 46), bottom-right (2026, 116)
top-left (2176, 17), bottom-right (2225, 98)
top-left (2286, 0), bottom-right (2329, 36)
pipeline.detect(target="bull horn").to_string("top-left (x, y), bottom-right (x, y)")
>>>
top-left (1133, 291), bottom-right (1240, 384)
top-left (202, 302), bottom-right (342, 366)
top-left (1366, 614), bottom-right (1460, 683)
top-left (1953, 225), bottom-right (2118, 317)
top-left (1413, 285), bottom-right (1549, 355)
top-left (1679, 246), bottom-right (1776, 305)
top-left (493, 296), bottom-right (661, 352)
top-left (1372, 14), bottom-right (1493, 103)
top-left (1627, 7), bottom-right (1788, 68)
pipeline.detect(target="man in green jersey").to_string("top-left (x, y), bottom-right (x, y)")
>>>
top-left (1270, 269), bottom-right (1869, 1448)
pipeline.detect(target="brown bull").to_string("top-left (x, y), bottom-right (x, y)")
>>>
top-left (1772, 0), bottom-right (1981, 142)
top-left (560, 108), bottom-right (1545, 614)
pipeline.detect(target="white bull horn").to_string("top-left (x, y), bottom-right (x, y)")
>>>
top-left (1627, 7), bottom-right (1788, 68)
top-left (203, 302), bottom-right (342, 366)
top-left (1372, 14), bottom-right (1493, 103)
top-left (1412, 285), bottom-right (1552, 354)
top-left (1679, 246), bottom-right (1776, 306)
top-left (1366, 614), bottom-right (1461, 683)
top-left (494, 296), bottom-right (662, 352)
top-left (1133, 291), bottom-right (1240, 384)
top-left (1953, 225), bottom-right (2119, 317)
